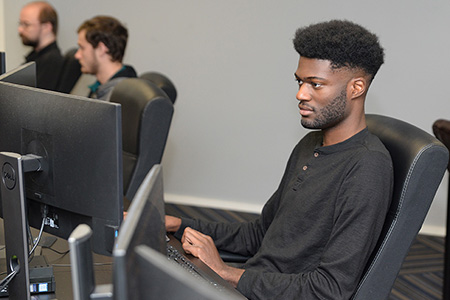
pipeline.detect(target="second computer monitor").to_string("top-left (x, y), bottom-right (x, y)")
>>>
top-left (0, 61), bottom-right (36, 87)
top-left (113, 164), bottom-right (166, 300)
top-left (0, 79), bottom-right (123, 256)
top-left (134, 245), bottom-right (239, 300)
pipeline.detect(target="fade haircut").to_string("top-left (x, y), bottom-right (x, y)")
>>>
top-left (293, 20), bottom-right (384, 80)
top-left (78, 16), bottom-right (128, 63)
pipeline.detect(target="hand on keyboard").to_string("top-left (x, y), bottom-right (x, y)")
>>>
top-left (181, 227), bottom-right (245, 288)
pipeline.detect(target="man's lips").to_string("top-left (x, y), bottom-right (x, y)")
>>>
top-left (298, 103), bottom-right (314, 117)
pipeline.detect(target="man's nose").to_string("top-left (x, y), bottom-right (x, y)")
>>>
top-left (296, 84), bottom-right (311, 102)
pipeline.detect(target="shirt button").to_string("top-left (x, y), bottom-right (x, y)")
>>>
top-left (314, 152), bottom-right (319, 158)
top-left (303, 166), bottom-right (308, 171)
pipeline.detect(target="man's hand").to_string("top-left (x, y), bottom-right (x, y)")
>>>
top-left (182, 227), bottom-right (245, 288)
top-left (165, 215), bottom-right (182, 232)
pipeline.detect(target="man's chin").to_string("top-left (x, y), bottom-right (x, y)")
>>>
top-left (80, 67), bottom-right (93, 75)
top-left (301, 119), bottom-right (318, 130)
top-left (20, 38), bottom-right (37, 48)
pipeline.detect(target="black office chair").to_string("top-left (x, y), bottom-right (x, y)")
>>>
top-left (351, 114), bottom-right (448, 299)
top-left (140, 72), bottom-right (177, 104)
top-left (109, 78), bottom-right (174, 202)
top-left (432, 119), bottom-right (450, 300)
top-left (56, 48), bottom-right (82, 93)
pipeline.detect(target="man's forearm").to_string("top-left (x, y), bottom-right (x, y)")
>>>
top-left (218, 265), bottom-right (245, 288)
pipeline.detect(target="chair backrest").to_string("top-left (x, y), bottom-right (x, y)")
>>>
top-left (109, 78), bottom-right (174, 201)
top-left (56, 48), bottom-right (82, 93)
top-left (351, 114), bottom-right (449, 299)
top-left (139, 72), bottom-right (177, 104)
top-left (432, 119), bottom-right (450, 171)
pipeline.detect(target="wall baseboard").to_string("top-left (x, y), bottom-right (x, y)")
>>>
top-left (165, 194), bottom-right (447, 237)
top-left (420, 224), bottom-right (445, 237)
top-left (165, 193), bottom-right (263, 214)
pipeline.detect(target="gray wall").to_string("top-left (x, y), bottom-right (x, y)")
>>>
top-left (3, 0), bottom-right (450, 234)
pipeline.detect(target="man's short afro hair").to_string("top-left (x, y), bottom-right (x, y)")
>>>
top-left (293, 20), bottom-right (384, 79)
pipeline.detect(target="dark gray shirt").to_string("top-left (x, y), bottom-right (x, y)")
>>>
top-left (177, 128), bottom-right (393, 300)
top-left (88, 65), bottom-right (137, 101)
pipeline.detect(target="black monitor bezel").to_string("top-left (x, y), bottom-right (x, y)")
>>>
top-left (0, 79), bottom-right (123, 256)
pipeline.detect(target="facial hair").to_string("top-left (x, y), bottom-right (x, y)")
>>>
top-left (301, 89), bottom-right (347, 130)
top-left (20, 36), bottom-right (38, 48)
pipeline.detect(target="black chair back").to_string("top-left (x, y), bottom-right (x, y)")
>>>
top-left (140, 72), bottom-right (177, 104)
top-left (352, 114), bottom-right (448, 299)
top-left (109, 78), bottom-right (174, 201)
top-left (56, 48), bottom-right (82, 93)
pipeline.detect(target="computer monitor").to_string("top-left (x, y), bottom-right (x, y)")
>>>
top-left (68, 165), bottom-right (165, 300)
top-left (0, 52), bottom-right (5, 75)
top-left (0, 74), bottom-right (123, 298)
top-left (113, 164), bottom-right (166, 300)
top-left (68, 224), bottom-right (96, 300)
top-left (0, 61), bottom-right (36, 87)
top-left (134, 245), bottom-right (240, 300)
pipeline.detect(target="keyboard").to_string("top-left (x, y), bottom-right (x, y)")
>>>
top-left (165, 234), bottom-right (247, 299)
top-left (167, 244), bottom-right (226, 292)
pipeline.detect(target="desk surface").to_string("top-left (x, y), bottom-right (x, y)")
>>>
top-left (0, 220), bottom-right (113, 300)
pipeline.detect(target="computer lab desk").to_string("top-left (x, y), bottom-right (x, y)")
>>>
top-left (0, 220), bottom-right (114, 300)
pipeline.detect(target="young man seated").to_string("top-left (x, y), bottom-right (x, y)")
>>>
top-left (166, 20), bottom-right (393, 300)
top-left (75, 16), bottom-right (137, 101)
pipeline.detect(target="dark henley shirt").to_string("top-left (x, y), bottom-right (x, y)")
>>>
top-left (176, 128), bottom-right (393, 300)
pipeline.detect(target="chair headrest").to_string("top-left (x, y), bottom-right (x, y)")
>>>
top-left (140, 72), bottom-right (177, 104)
top-left (109, 78), bottom-right (173, 155)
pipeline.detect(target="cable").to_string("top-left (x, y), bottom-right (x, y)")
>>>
top-left (0, 208), bottom-right (49, 292)
top-left (0, 269), bottom-right (18, 292)
top-left (28, 205), bottom-right (49, 259)
top-left (52, 262), bottom-right (113, 268)
top-left (0, 257), bottom-right (20, 293)
top-left (28, 217), bottom-right (45, 259)
top-left (44, 247), bottom-right (70, 256)
top-left (27, 224), bottom-right (33, 251)
top-left (0, 215), bottom-right (46, 292)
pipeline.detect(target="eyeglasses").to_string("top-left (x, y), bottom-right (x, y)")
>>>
top-left (18, 22), bottom-right (41, 29)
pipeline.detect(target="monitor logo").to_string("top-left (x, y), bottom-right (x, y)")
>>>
top-left (2, 163), bottom-right (16, 190)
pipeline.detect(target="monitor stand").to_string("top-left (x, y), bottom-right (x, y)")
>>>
top-left (0, 152), bottom-right (42, 300)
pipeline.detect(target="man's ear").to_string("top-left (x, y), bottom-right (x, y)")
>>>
top-left (41, 22), bottom-right (53, 35)
top-left (349, 77), bottom-right (367, 99)
top-left (96, 41), bottom-right (109, 56)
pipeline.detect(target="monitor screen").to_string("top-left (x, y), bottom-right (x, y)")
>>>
top-left (113, 164), bottom-right (166, 300)
top-left (0, 80), bottom-right (123, 255)
top-left (0, 61), bottom-right (36, 87)
top-left (134, 245), bottom-right (240, 300)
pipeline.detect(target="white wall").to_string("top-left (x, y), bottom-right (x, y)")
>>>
top-left (0, 0), bottom-right (4, 52)
top-left (3, 0), bottom-right (450, 235)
